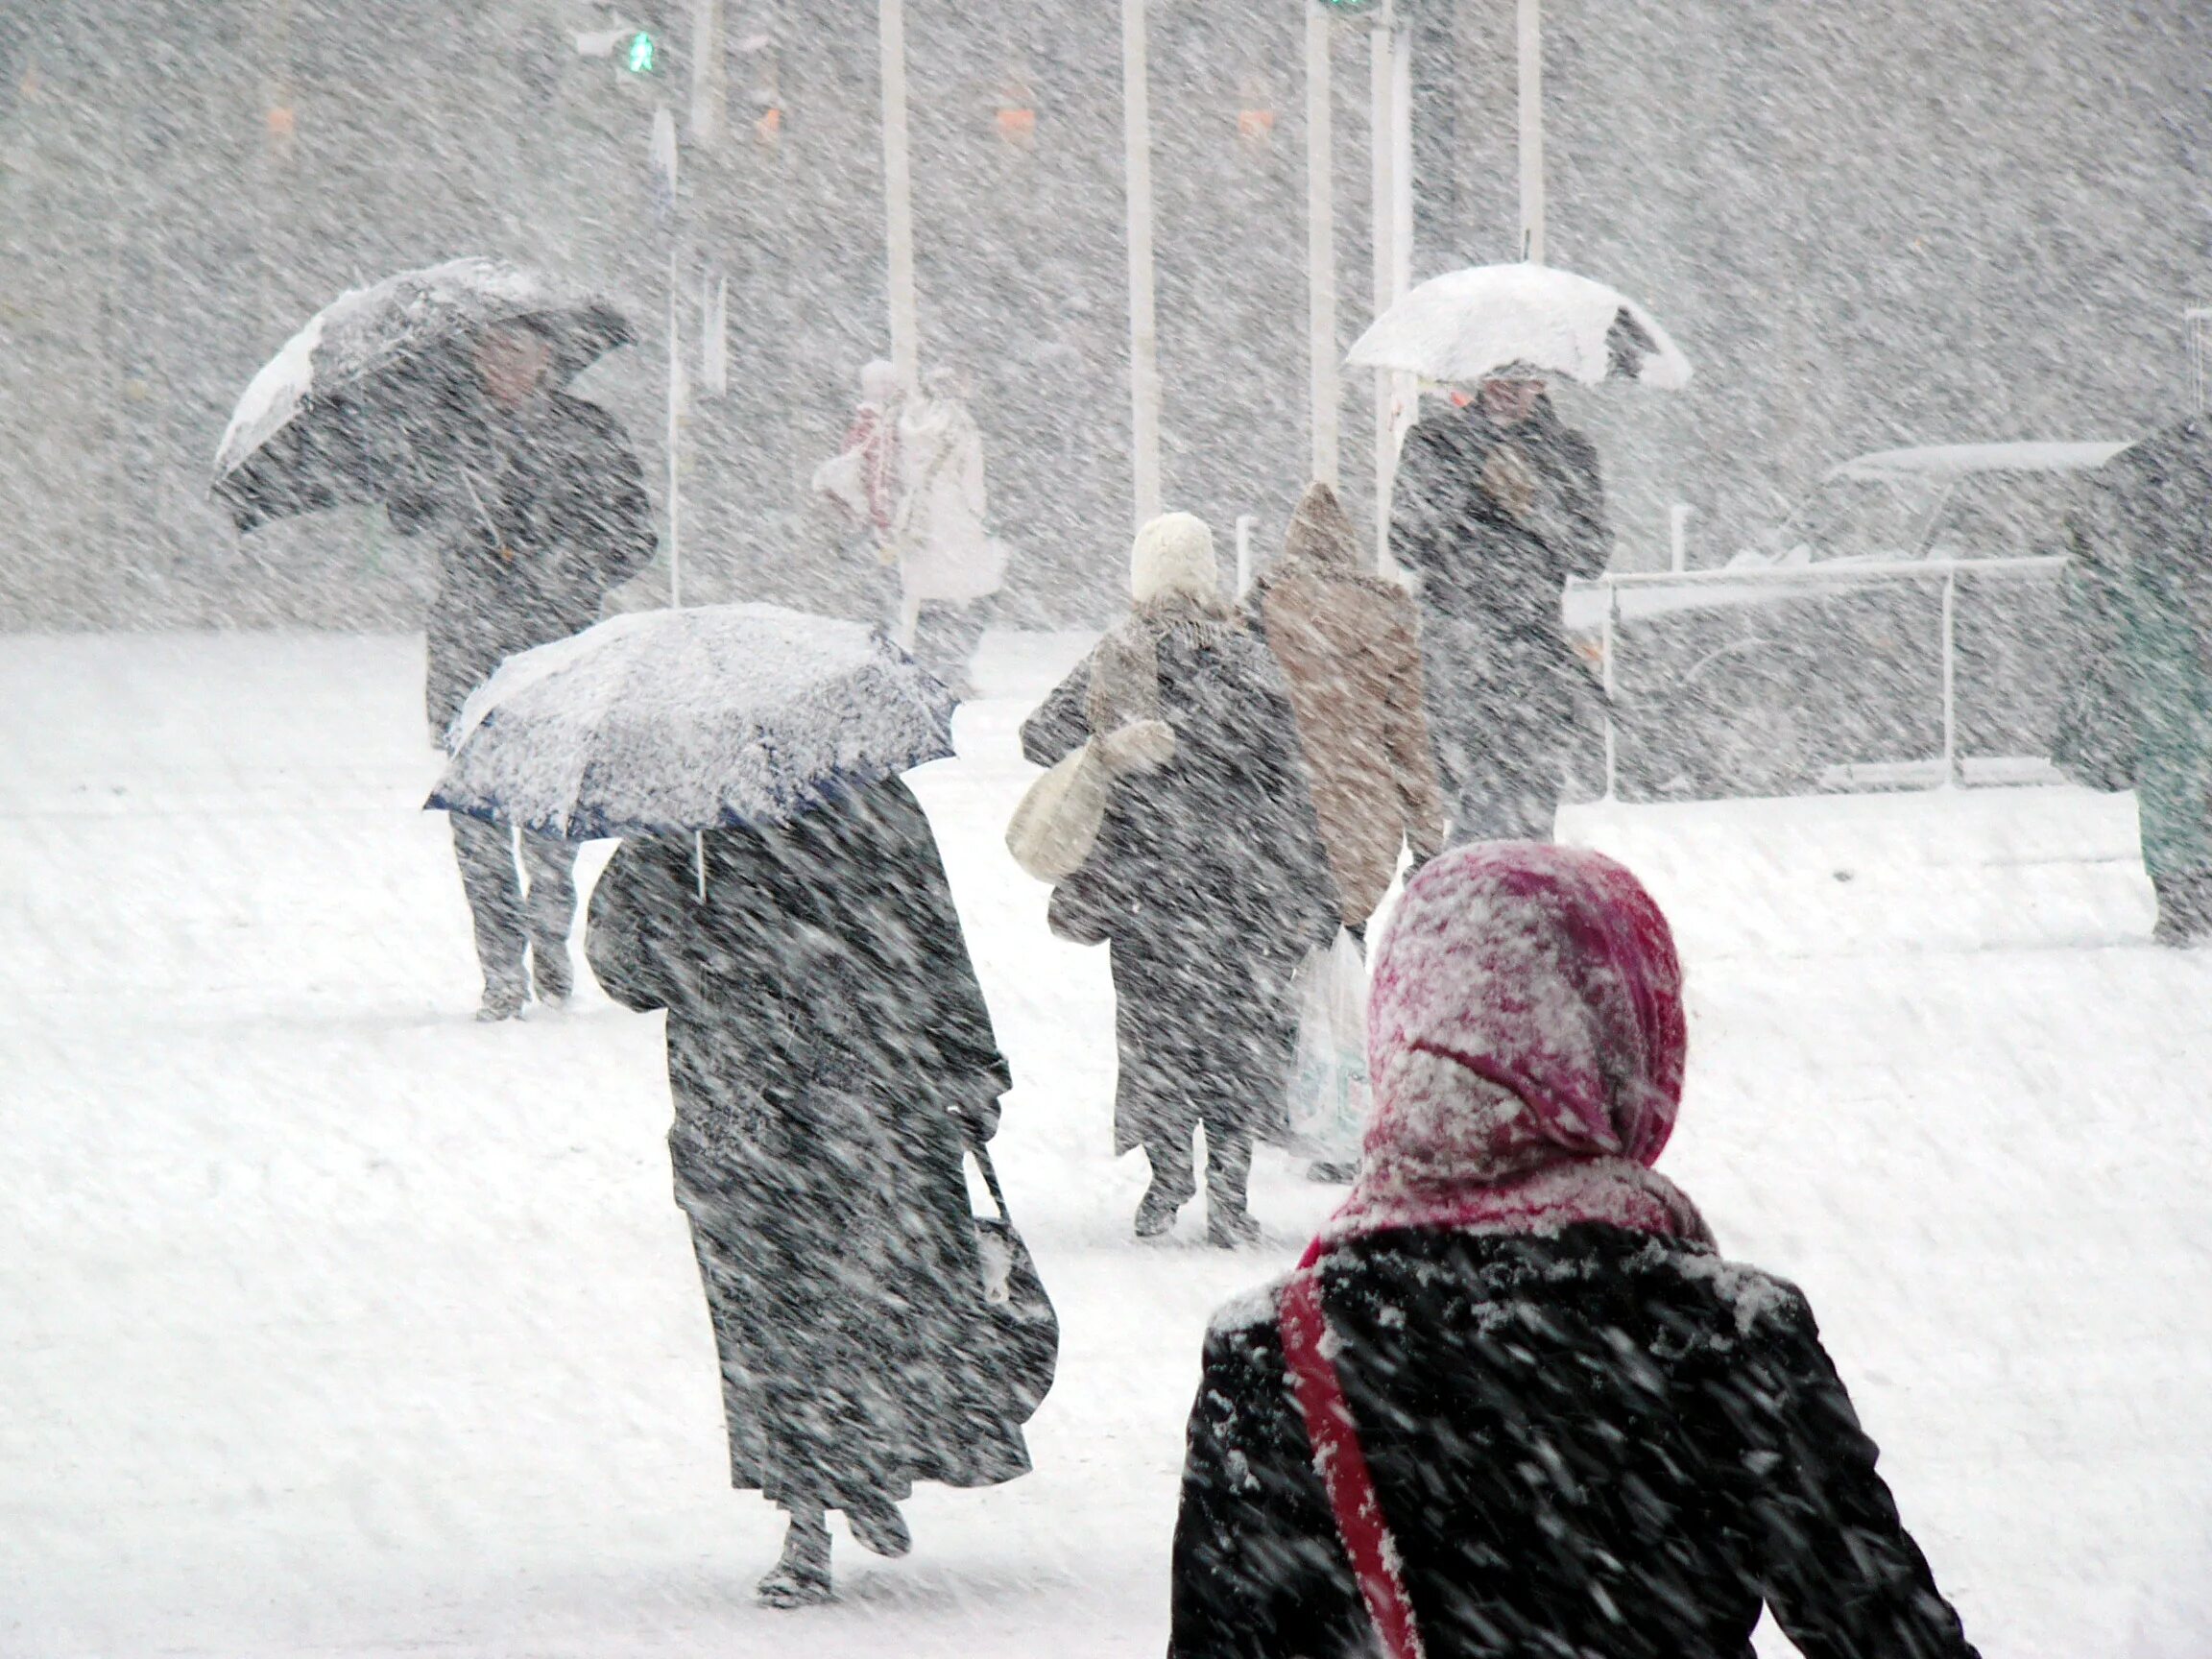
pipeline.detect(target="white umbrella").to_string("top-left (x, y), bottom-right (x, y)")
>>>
top-left (1348, 263), bottom-right (1692, 390)
top-left (426, 604), bottom-right (954, 842)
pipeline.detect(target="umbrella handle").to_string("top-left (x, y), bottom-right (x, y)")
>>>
top-left (694, 830), bottom-right (707, 902)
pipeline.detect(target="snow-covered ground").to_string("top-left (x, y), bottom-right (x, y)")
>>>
top-left (2, 630), bottom-right (2208, 1657)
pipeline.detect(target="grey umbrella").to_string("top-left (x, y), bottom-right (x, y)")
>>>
top-left (210, 257), bottom-right (633, 534)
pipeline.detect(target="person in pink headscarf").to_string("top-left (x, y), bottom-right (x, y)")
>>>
top-left (1169, 844), bottom-right (1981, 1659)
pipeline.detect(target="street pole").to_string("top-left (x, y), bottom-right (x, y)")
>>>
top-left (1122, 0), bottom-right (1163, 529)
top-left (667, 243), bottom-right (684, 607)
top-left (688, 0), bottom-right (723, 143)
top-left (1305, 3), bottom-right (1339, 490)
top-left (880, 0), bottom-right (920, 391)
top-left (1518, 0), bottom-right (1545, 262)
top-left (1369, 0), bottom-right (1412, 566)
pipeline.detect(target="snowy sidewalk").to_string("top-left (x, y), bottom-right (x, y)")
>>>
top-left (1, 631), bottom-right (2207, 1657)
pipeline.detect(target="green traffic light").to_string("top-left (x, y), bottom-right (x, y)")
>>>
top-left (624, 31), bottom-right (658, 74)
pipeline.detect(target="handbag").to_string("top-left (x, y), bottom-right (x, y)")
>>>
top-left (1281, 1255), bottom-right (1425, 1659)
top-left (1004, 718), bottom-right (1176, 882)
top-left (967, 1142), bottom-right (1059, 1426)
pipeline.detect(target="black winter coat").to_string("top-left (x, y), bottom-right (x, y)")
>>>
top-left (1022, 624), bottom-right (1338, 1152)
top-left (393, 387), bottom-right (656, 735)
top-left (1172, 1226), bottom-right (1981, 1659)
top-left (585, 778), bottom-right (1029, 1508)
top-left (1389, 397), bottom-right (1611, 630)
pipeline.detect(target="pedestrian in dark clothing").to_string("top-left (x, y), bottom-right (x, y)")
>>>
top-left (585, 775), bottom-right (1029, 1609)
top-left (1170, 843), bottom-right (1982, 1659)
top-left (2054, 421), bottom-right (2212, 944)
top-left (1389, 373), bottom-right (1610, 841)
top-left (391, 319), bottom-right (656, 1019)
top-left (1022, 513), bottom-right (1338, 1246)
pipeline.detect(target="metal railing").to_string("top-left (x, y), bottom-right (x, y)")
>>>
top-left (1565, 553), bottom-right (2071, 800)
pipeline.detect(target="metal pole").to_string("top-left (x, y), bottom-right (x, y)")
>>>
top-left (667, 243), bottom-right (683, 608)
top-left (1122, 0), bottom-right (1163, 527)
top-left (1939, 570), bottom-right (1958, 786)
top-left (1602, 583), bottom-right (1619, 801)
top-left (1669, 502), bottom-right (1693, 572)
top-left (1518, 0), bottom-right (1545, 263)
top-left (688, 0), bottom-right (723, 143)
top-left (1369, 1), bottom-right (1396, 562)
top-left (1305, 4), bottom-right (1339, 489)
top-left (880, 0), bottom-right (920, 391)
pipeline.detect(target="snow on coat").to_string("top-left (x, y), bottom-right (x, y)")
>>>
top-left (1170, 844), bottom-right (1980, 1659)
top-left (585, 777), bottom-right (1030, 1510)
top-left (1253, 483), bottom-right (1446, 926)
top-left (1022, 606), bottom-right (1338, 1154)
top-left (392, 387), bottom-right (655, 736)
top-left (892, 393), bottom-right (1005, 606)
top-left (1389, 395), bottom-right (1610, 837)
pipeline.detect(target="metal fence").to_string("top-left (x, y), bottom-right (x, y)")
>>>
top-left (1567, 553), bottom-right (2072, 801)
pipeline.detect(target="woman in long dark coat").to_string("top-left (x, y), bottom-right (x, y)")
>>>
top-left (586, 775), bottom-right (1029, 1607)
top-left (1170, 844), bottom-right (1982, 1659)
top-left (1022, 513), bottom-right (1338, 1246)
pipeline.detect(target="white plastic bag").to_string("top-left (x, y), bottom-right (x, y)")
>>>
top-left (1285, 928), bottom-right (1371, 1161)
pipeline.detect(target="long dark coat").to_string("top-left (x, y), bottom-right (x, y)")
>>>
top-left (2054, 421), bottom-right (2212, 878)
top-left (1022, 623), bottom-right (1337, 1154)
top-left (1390, 397), bottom-right (1610, 839)
top-left (1171, 1225), bottom-right (1981, 1659)
top-left (585, 777), bottom-right (1030, 1511)
top-left (391, 385), bottom-right (656, 736)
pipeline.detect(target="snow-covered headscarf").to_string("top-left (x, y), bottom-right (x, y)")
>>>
top-left (1321, 842), bottom-right (1711, 1247)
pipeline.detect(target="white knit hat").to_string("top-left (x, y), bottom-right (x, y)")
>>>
top-left (1129, 512), bottom-right (1219, 605)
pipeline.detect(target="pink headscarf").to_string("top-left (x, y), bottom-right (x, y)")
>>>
top-left (1320, 842), bottom-right (1712, 1248)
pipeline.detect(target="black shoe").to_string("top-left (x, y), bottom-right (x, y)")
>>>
top-left (475, 975), bottom-right (527, 1022)
top-left (757, 1515), bottom-right (833, 1607)
top-left (1207, 1209), bottom-right (1262, 1250)
top-left (531, 941), bottom-right (572, 1004)
top-left (845, 1496), bottom-right (911, 1558)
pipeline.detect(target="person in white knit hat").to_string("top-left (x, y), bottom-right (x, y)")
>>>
top-left (1020, 513), bottom-right (1340, 1245)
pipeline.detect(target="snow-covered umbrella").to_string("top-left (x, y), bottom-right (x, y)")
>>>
top-left (1348, 263), bottom-right (1692, 390)
top-left (426, 604), bottom-right (956, 843)
top-left (211, 256), bottom-right (633, 534)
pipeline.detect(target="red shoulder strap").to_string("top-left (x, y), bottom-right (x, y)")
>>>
top-left (1280, 1262), bottom-right (1428, 1659)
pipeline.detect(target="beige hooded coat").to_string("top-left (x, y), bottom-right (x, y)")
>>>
top-left (1253, 483), bottom-right (1446, 926)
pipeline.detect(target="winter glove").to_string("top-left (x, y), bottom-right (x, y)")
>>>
top-left (950, 1091), bottom-right (1002, 1148)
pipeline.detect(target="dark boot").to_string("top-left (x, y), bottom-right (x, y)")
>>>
top-left (529, 940), bottom-right (572, 1004)
top-left (475, 970), bottom-right (527, 1022)
top-left (1136, 1133), bottom-right (1197, 1239)
top-left (1205, 1129), bottom-right (1260, 1249)
top-left (2152, 872), bottom-right (2212, 946)
top-left (757, 1507), bottom-right (832, 1608)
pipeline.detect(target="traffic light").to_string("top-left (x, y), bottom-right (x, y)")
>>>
top-left (623, 30), bottom-right (659, 74)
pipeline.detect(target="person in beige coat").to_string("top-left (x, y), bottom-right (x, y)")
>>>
top-left (1253, 483), bottom-right (1447, 934)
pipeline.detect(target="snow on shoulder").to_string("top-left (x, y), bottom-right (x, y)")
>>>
top-left (1209, 1276), bottom-right (1290, 1338)
top-left (1663, 1246), bottom-right (1804, 1336)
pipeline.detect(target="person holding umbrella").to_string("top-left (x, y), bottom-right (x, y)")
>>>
top-left (212, 258), bottom-right (656, 1021)
top-left (393, 320), bottom-right (655, 1019)
top-left (433, 604), bottom-right (1050, 1609)
top-left (1351, 264), bottom-right (1691, 843)
top-left (1389, 366), bottom-right (1609, 843)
